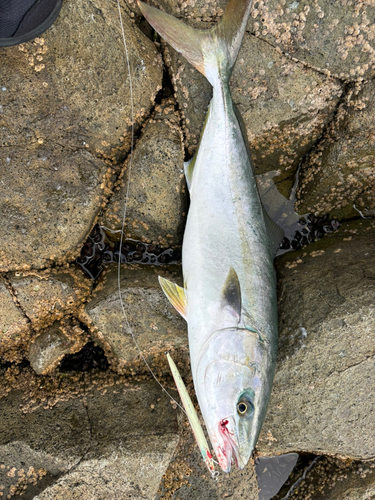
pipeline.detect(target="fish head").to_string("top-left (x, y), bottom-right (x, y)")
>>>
top-left (195, 327), bottom-right (275, 472)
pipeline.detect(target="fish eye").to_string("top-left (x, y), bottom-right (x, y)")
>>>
top-left (237, 396), bottom-right (254, 417)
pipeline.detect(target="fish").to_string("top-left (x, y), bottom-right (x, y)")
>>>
top-left (138, 0), bottom-right (284, 472)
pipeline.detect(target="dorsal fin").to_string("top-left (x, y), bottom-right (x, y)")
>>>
top-left (158, 276), bottom-right (187, 321)
top-left (222, 267), bottom-right (241, 321)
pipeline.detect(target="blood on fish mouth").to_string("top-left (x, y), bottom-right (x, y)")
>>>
top-left (216, 418), bottom-right (240, 471)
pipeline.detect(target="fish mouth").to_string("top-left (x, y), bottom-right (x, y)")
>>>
top-left (213, 417), bottom-right (242, 472)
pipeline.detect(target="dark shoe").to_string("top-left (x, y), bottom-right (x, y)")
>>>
top-left (0, 0), bottom-right (62, 47)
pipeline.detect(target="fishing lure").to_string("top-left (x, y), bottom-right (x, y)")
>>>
top-left (166, 352), bottom-right (218, 478)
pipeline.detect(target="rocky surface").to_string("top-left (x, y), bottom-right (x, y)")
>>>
top-left (8, 268), bottom-right (91, 331)
top-left (296, 79), bottom-right (375, 220)
top-left (251, 0), bottom-right (375, 81)
top-left (274, 456), bottom-right (375, 500)
top-left (0, 0), bottom-right (374, 498)
top-left (257, 219), bottom-right (375, 460)
top-left (101, 98), bottom-right (188, 246)
top-left (310, 462), bottom-right (375, 500)
top-left (83, 265), bottom-right (188, 374)
top-left (0, 0), bottom-right (163, 271)
top-left (28, 319), bottom-right (86, 375)
top-left (0, 276), bottom-right (30, 362)
top-left (0, 268), bottom-right (91, 363)
top-left (0, 378), bottom-right (179, 500)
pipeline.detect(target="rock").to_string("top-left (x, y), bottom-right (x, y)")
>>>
top-left (83, 265), bottom-right (188, 374)
top-left (0, 379), bottom-right (179, 500)
top-left (151, 0), bottom-right (226, 21)
top-left (250, 0), bottom-right (375, 81)
top-left (310, 461), bottom-right (375, 500)
top-left (28, 319), bottom-right (85, 375)
top-left (9, 268), bottom-right (92, 333)
top-left (161, 20), bottom-right (342, 196)
top-left (232, 35), bottom-right (342, 195)
top-left (257, 219), bottom-right (375, 460)
top-left (101, 98), bottom-right (188, 246)
top-left (34, 435), bottom-right (178, 500)
top-left (0, 275), bottom-right (30, 362)
top-left (0, 0), bottom-right (163, 271)
top-left (296, 79), bottom-right (375, 219)
top-left (275, 456), bottom-right (375, 500)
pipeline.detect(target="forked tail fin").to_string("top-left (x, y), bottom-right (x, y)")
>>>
top-left (137, 0), bottom-right (252, 87)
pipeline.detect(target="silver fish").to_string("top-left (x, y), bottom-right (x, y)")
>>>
top-left (138, 0), bottom-right (284, 472)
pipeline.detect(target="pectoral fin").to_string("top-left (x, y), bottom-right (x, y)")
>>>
top-left (222, 267), bottom-right (242, 321)
top-left (158, 276), bottom-right (187, 321)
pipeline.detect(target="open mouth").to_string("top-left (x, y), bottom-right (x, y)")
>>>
top-left (215, 418), bottom-right (240, 472)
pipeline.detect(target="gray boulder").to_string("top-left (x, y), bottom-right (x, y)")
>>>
top-left (296, 79), bottom-right (375, 220)
top-left (257, 219), bottom-right (375, 460)
top-left (83, 265), bottom-right (188, 374)
top-left (0, 380), bottom-right (179, 500)
top-left (0, 0), bottom-right (163, 271)
top-left (101, 97), bottom-right (188, 246)
top-left (0, 276), bottom-right (30, 362)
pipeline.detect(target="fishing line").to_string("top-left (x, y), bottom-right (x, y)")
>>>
top-left (115, 0), bottom-right (186, 416)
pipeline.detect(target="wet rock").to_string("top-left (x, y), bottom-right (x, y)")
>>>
top-left (296, 79), bottom-right (375, 220)
top-left (257, 219), bottom-right (375, 460)
top-left (250, 0), bottom-right (375, 81)
top-left (83, 265), bottom-right (188, 374)
top-left (162, 24), bottom-right (342, 195)
top-left (0, 0), bottom-right (163, 271)
top-left (101, 98), bottom-right (187, 246)
top-left (28, 320), bottom-right (85, 375)
top-left (0, 380), bottom-right (179, 500)
top-left (9, 268), bottom-right (92, 332)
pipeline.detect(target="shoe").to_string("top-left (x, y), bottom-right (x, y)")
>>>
top-left (0, 0), bottom-right (62, 47)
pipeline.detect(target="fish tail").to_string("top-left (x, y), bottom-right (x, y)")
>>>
top-left (137, 0), bottom-right (253, 88)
